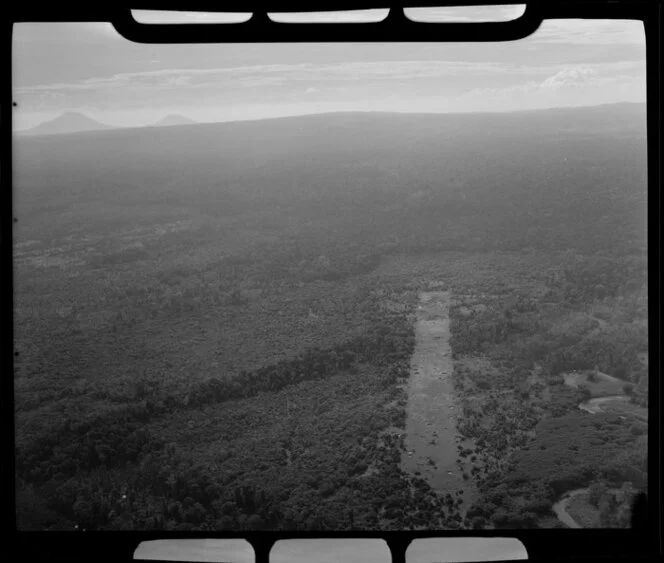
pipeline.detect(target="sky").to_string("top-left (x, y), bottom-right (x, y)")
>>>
top-left (12, 6), bottom-right (646, 130)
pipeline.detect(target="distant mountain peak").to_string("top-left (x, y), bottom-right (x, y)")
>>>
top-left (153, 114), bottom-right (197, 127)
top-left (22, 112), bottom-right (112, 136)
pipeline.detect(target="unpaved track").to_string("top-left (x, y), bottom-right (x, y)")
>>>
top-left (579, 395), bottom-right (629, 414)
top-left (552, 488), bottom-right (587, 528)
top-left (401, 291), bottom-right (472, 502)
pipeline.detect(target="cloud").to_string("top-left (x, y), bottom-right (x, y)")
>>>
top-left (164, 75), bottom-right (192, 87)
top-left (466, 62), bottom-right (642, 96)
top-left (540, 65), bottom-right (599, 89)
top-left (7, 59), bottom-right (542, 105)
top-left (14, 60), bottom-right (518, 106)
top-left (16, 58), bottom-right (645, 100)
top-left (13, 55), bottom-right (645, 118)
top-left (459, 62), bottom-right (645, 113)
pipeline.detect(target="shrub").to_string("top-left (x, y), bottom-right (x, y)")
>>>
top-left (588, 482), bottom-right (608, 507)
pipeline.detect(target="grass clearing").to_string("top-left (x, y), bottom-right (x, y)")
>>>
top-left (564, 492), bottom-right (600, 528)
top-left (563, 370), bottom-right (628, 398)
top-left (600, 400), bottom-right (648, 422)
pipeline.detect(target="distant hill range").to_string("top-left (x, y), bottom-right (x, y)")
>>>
top-left (20, 111), bottom-right (198, 137)
top-left (153, 114), bottom-right (197, 127)
top-left (21, 112), bottom-right (113, 136)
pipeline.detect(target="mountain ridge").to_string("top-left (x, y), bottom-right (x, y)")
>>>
top-left (153, 114), bottom-right (198, 127)
top-left (21, 111), bottom-right (112, 136)
top-left (18, 101), bottom-right (644, 137)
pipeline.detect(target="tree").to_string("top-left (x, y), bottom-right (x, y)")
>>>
top-left (579, 384), bottom-right (592, 402)
top-left (589, 482), bottom-right (608, 508)
top-left (72, 498), bottom-right (94, 527)
top-left (216, 515), bottom-right (234, 529)
top-left (229, 289), bottom-right (247, 306)
top-left (491, 508), bottom-right (509, 527)
top-left (467, 516), bottom-right (484, 529)
top-left (247, 514), bottom-right (265, 530)
top-left (613, 366), bottom-right (628, 379)
top-left (599, 493), bottom-right (619, 527)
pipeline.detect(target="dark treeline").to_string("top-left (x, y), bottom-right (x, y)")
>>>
top-left (17, 320), bottom-right (414, 487)
top-left (17, 311), bottom-right (442, 531)
top-left (16, 302), bottom-right (484, 531)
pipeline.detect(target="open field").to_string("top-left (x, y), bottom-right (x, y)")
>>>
top-left (400, 291), bottom-right (478, 516)
top-left (564, 491), bottom-right (601, 528)
top-left (591, 398), bottom-right (648, 422)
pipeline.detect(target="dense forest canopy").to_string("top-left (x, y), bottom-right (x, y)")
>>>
top-left (13, 102), bottom-right (648, 530)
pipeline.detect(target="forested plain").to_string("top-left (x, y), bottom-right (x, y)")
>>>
top-left (13, 103), bottom-right (648, 530)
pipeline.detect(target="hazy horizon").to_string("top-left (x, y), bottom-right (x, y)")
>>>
top-left (12, 9), bottom-right (645, 131)
top-left (16, 100), bottom-right (647, 135)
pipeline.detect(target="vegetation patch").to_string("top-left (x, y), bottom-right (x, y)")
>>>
top-left (14, 107), bottom-right (647, 530)
top-left (563, 370), bottom-right (632, 398)
top-left (564, 491), bottom-right (600, 528)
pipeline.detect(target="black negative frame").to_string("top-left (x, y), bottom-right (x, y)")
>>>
top-left (2, 1), bottom-right (661, 563)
